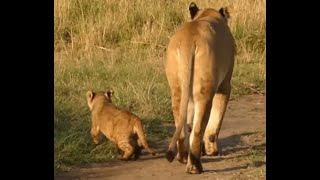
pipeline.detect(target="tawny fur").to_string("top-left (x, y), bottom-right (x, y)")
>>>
top-left (165, 2), bottom-right (235, 174)
top-left (86, 90), bottom-right (156, 161)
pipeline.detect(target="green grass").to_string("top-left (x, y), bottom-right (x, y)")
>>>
top-left (54, 0), bottom-right (266, 172)
top-left (231, 142), bottom-right (266, 180)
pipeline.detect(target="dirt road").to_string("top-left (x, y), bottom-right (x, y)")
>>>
top-left (55, 94), bottom-right (266, 180)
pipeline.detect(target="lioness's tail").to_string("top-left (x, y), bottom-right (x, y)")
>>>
top-left (134, 119), bottom-right (156, 156)
top-left (166, 43), bottom-right (195, 162)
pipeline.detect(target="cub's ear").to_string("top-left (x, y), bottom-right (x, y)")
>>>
top-left (106, 90), bottom-right (114, 98)
top-left (189, 2), bottom-right (199, 20)
top-left (86, 91), bottom-right (95, 101)
top-left (219, 7), bottom-right (230, 19)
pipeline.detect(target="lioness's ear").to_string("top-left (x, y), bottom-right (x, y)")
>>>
top-left (106, 90), bottom-right (113, 98)
top-left (219, 7), bottom-right (230, 19)
top-left (86, 91), bottom-right (95, 101)
top-left (189, 2), bottom-right (199, 20)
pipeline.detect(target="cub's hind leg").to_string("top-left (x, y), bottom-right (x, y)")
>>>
top-left (117, 147), bottom-right (124, 159)
top-left (118, 140), bottom-right (134, 161)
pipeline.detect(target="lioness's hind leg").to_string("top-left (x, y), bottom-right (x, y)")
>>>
top-left (186, 97), bottom-right (211, 174)
top-left (168, 87), bottom-right (185, 162)
top-left (204, 81), bottom-right (231, 156)
top-left (177, 101), bottom-right (193, 163)
top-left (172, 91), bottom-right (189, 164)
top-left (177, 125), bottom-right (189, 164)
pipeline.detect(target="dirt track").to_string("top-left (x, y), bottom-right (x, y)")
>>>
top-left (55, 94), bottom-right (266, 180)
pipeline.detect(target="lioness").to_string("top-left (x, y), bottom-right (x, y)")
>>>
top-left (86, 90), bottom-right (156, 160)
top-left (165, 2), bottom-right (235, 174)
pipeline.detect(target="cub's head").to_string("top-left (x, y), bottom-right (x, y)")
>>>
top-left (86, 90), bottom-right (113, 111)
top-left (189, 2), bottom-right (230, 22)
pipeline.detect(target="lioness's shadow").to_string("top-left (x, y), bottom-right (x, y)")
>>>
top-left (201, 142), bottom-right (266, 166)
top-left (140, 118), bottom-right (266, 165)
top-left (202, 131), bottom-right (266, 165)
top-left (220, 132), bottom-right (257, 148)
top-left (203, 164), bottom-right (249, 173)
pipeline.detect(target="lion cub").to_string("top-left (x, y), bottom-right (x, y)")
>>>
top-left (86, 90), bottom-right (156, 160)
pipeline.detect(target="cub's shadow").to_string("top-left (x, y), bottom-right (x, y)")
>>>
top-left (141, 118), bottom-right (174, 149)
